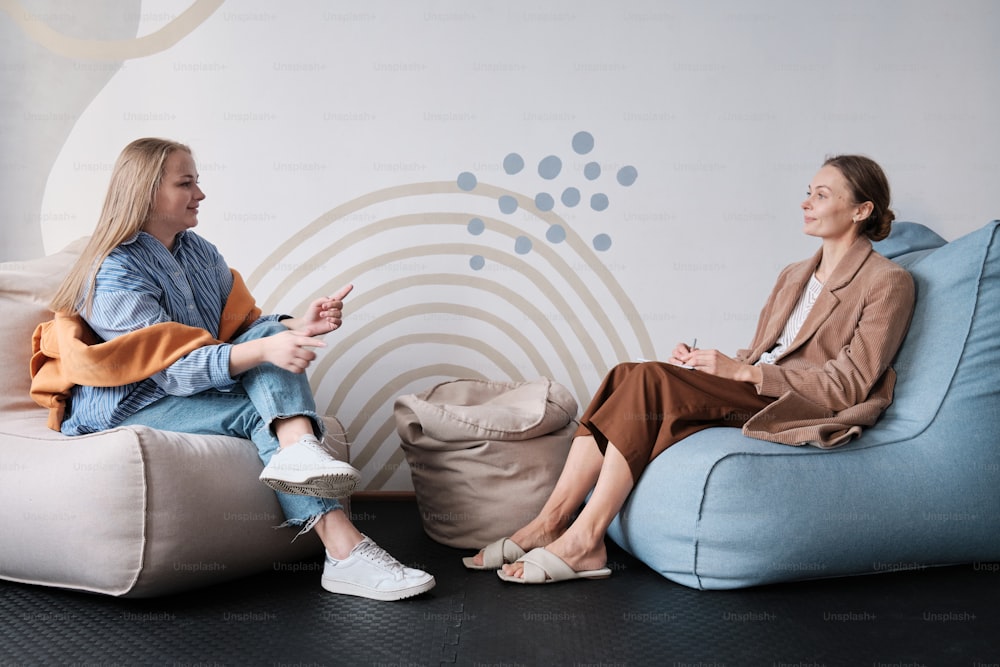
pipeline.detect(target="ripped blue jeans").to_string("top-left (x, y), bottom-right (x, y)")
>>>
top-left (118, 320), bottom-right (343, 534)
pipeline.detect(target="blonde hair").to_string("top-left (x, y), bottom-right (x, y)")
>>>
top-left (49, 138), bottom-right (192, 315)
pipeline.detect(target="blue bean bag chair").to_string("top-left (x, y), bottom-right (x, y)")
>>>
top-left (606, 220), bottom-right (1000, 589)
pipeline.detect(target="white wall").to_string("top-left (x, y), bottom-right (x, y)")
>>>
top-left (3, 0), bottom-right (998, 490)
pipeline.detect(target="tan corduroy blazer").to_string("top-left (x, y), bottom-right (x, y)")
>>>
top-left (735, 235), bottom-right (915, 448)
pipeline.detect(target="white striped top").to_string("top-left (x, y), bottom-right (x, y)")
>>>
top-left (756, 273), bottom-right (824, 366)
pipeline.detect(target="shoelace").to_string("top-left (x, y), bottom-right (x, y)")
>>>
top-left (353, 540), bottom-right (406, 575)
top-left (301, 440), bottom-right (326, 457)
top-left (303, 439), bottom-right (350, 465)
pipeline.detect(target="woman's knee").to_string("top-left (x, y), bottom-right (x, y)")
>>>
top-left (234, 319), bottom-right (287, 343)
top-left (605, 361), bottom-right (679, 402)
top-left (606, 361), bottom-right (641, 381)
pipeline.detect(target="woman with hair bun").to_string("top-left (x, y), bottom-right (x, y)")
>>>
top-left (465, 155), bottom-right (916, 585)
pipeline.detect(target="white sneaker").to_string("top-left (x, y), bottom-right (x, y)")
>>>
top-left (322, 536), bottom-right (436, 601)
top-left (259, 435), bottom-right (361, 499)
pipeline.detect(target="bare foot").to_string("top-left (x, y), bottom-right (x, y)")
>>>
top-left (468, 515), bottom-right (569, 567)
top-left (499, 527), bottom-right (607, 580)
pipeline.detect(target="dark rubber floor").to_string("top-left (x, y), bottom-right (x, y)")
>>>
top-left (2, 499), bottom-right (998, 666)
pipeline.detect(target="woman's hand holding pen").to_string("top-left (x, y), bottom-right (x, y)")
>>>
top-left (667, 338), bottom-right (698, 368)
top-left (670, 339), bottom-right (762, 384)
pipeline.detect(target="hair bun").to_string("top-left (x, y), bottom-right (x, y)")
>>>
top-left (869, 208), bottom-right (895, 242)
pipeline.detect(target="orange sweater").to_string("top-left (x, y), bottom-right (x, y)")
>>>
top-left (30, 269), bottom-right (261, 430)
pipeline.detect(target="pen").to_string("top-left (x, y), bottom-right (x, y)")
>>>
top-left (690, 338), bottom-right (697, 351)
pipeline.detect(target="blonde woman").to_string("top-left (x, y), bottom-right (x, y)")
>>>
top-left (41, 137), bottom-right (434, 601)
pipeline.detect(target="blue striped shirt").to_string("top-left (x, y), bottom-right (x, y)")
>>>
top-left (61, 231), bottom-right (281, 435)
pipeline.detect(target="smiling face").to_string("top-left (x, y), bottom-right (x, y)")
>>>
top-left (801, 164), bottom-right (870, 244)
top-left (144, 149), bottom-right (204, 248)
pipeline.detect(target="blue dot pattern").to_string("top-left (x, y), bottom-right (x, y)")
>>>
top-left (547, 225), bottom-right (567, 244)
top-left (572, 131), bottom-right (595, 155)
top-left (503, 153), bottom-right (524, 175)
top-left (538, 155), bottom-right (562, 180)
top-left (457, 172), bottom-right (477, 191)
top-left (498, 195), bottom-right (518, 214)
top-left (463, 130), bottom-right (638, 263)
top-left (617, 165), bottom-right (638, 187)
top-left (467, 218), bottom-right (485, 235)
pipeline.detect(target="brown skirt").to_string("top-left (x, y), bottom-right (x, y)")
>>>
top-left (575, 362), bottom-right (774, 483)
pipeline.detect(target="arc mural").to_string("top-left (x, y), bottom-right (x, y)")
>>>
top-left (11, 2), bottom-right (993, 490)
top-left (0, 0), bottom-right (222, 59)
top-left (248, 134), bottom-right (651, 489)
